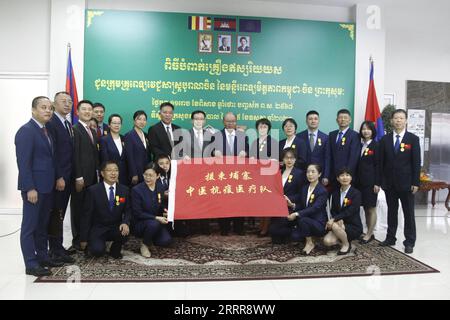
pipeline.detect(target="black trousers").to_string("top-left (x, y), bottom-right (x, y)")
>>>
top-left (385, 188), bottom-right (416, 247)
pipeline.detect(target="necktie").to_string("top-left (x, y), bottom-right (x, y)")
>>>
top-left (197, 130), bottom-right (203, 149)
top-left (309, 133), bottom-right (315, 151)
top-left (394, 134), bottom-right (401, 153)
top-left (109, 186), bottom-right (115, 211)
top-left (42, 127), bottom-right (51, 147)
top-left (64, 120), bottom-right (72, 138)
top-left (85, 126), bottom-right (94, 144)
top-left (337, 131), bottom-right (343, 145)
top-left (166, 126), bottom-right (174, 147)
top-left (97, 126), bottom-right (102, 138)
top-left (163, 177), bottom-right (168, 188)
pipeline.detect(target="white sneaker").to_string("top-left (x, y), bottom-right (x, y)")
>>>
top-left (140, 243), bottom-right (151, 258)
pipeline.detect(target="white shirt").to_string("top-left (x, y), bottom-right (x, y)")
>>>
top-left (283, 136), bottom-right (295, 149)
top-left (282, 168), bottom-right (292, 186)
top-left (162, 121), bottom-right (173, 142)
top-left (306, 184), bottom-right (316, 207)
top-left (104, 182), bottom-right (116, 199)
top-left (113, 137), bottom-right (123, 155)
top-left (225, 130), bottom-right (236, 148)
top-left (336, 127), bottom-right (350, 143)
top-left (340, 185), bottom-right (351, 207)
top-left (136, 129), bottom-right (147, 149)
top-left (195, 128), bottom-right (203, 147)
top-left (54, 111), bottom-right (68, 127)
top-left (393, 129), bottom-right (406, 146)
top-left (307, 130), bottom-right (318, 146)
top-left (361, 139), bottom-right (373, 157)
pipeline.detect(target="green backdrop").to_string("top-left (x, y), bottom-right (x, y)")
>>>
top-left (84, 9), bottom-right (356, 134)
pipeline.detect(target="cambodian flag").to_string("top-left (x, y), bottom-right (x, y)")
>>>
top-left (66, 46), bottom-right (79, 124)
top-left (364, 59), bottom-right (384, 141)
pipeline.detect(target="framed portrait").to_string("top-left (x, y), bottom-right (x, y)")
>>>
top-left (198, 33), bottom-right (213, 53)
top-left (217, 34), bottom-right (232, 54)
top-left (384, 93), bottom-right (396, 106)
top-left (236, 35), bottom-right (251, 54)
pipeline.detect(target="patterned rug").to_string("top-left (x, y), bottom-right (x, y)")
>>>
top-left (36, 234), bottom-right (438, 282)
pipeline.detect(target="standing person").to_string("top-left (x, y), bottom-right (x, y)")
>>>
top-left (297, 110), bottom-right (331, 186)
top-left (93, 102), bottom-right (109, 137)
top-left (378, 109), bottom-right (420, 254)
top-left (278, 118), bottom-right (307, 171)
top-left (71, 100), bottom-right (99, 251)
top-left (357, 121), bottom-right (380, 244)
top-left (99, 114), bottom-right (128, 185)
top-left (147, 102), bottom-right (182, 160)
top-left (328, 109), bottom-right (361, 188)
top-left (124, 110), bottom-right (150, 186)
top-left (15, 96), bottom-right (63, 276)
top-left (46, 92), bottom-right (75, 263)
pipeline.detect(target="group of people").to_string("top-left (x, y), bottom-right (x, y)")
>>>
top-left (15, 91), bottom-right (421, 277)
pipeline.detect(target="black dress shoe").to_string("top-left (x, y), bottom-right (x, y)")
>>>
top-left (53, 254), bottom-right (75, 264)
top-left (26, 266), bottom-right (51, 277)
top-left (359, 235), bottom-right (375, 244)
top-left (40, 259), bottom-right (65, 268)
top-left (109, 251), bottom-right (123, 259)
top-left (379, 239), bottom-right (396, 247)
top-left (337, 244), bottom-right (352, 255)
top-left (404, 246), bottom-right (414, 254)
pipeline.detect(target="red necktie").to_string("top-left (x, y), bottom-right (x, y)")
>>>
top-left (97, 127), bottom-right (102, 138)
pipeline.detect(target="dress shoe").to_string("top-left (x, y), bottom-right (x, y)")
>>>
top-left (40, 259), bottom-right (65, 268)
top-left (404, 246), bottom-right (414, 254)
top-left (379, 239), bottom-right (396, 247)
top-left (26, 266), bottom-right (51, 277)
top-left (337, 244), bottom-right (352, 255)
top-left (140, 243), bottom-right (151, 258)
top-left (53, 254), bottom-right (75, 264)
top-left (109, 251), bottom-right (123, 259)
top-left (359, 235), bottom-right (375, 244)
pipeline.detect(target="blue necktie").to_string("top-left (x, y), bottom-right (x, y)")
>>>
top-left (109, 186), bottom-right (115, 211)
top-left (337, 131), bottom-right (343, 145)
top-left (394, 134), bottom-right (400, 154)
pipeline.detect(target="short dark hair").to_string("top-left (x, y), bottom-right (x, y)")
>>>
top-left (337, 109), bottom-right (351, 117)
top-left (282, 147), bottom-right (297, 160)
top-left (337, 167), bottom-right (353, 177)
top-left (143, 163), bottom-right (164, 176)
top-left (89, 118), bottom-right (98, 125)
top-left (391, 109), bottom-right (407, 119)
top-left (77, 100), bottom-right (93, 111)
top-left (191, 110), bottom-right (206, 119)
top-left (359, 121), bottom-right (377, 139)
top-left (282, 118), bottom-right (297, 131)
top-left (155, 154), bottom-right (171, 163)
top-left (100, 160), bottom-right (119, 172)
top-left (133, 110), bottom-right (147, 121)
top-left (306, 110), bottom-right (320, 118)
top-left (307, 163), bottom-right (322, 174)
top-left (32, 96), bottom-right (50, 109)
top-left (160, 102), bottom-right (174, 111)
top-left (240, 36), bottom-right (247, 43)
top-left (108, 114), bottom-right (122, 125)
top-left (255, 118), bottom-right (272, 132)
top-left (93, 102), bottom-right (105, 111)
top-left (54, 91), bottom-right (70, 100)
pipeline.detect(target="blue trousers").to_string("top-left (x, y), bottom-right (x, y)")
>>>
top-left (20, 191), bottom-right (53, 269)
top-left (291, 217), bottom-right (326, 241)
top-left (133, 219), bottom-right (172, 247)
top-left (88, 225), bottom-right (128, 257)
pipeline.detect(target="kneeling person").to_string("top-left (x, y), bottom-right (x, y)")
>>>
top-left (80, 161), bottom-right (131, 259)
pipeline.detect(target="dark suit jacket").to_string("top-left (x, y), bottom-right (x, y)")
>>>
top-left (73, 122), bottom-right (99, 186)
top-left (329, 128), bottom-right (361, 179)
top-left (147, 121), bottom-right (182, 159)
top-left (184, 128), bottom-right (214, 158)
top-left (330, 186), bottom-right (362, 231)
top-left (46, 114), bottom-right (72, 182)
top-left (131, 182), bottom-right (165, 223)
top-left (297, 130), bottom-right (330, 179)
top-left (279, 136), bottom-right (307, 170)
top-left (99, 134), bottom-right (128, 185)
top-left (282, 167), bottom-right (303, 206)
top-left (15, 119), bottom-right (55, 193)
top-left (356, 140), bottom-right (380, 188)
top-left (212, 129), bottom-right (249, 157)
top-left (250, 135), bottom-right (279, 160)
top-left (124, 129), bottom-right (150, 182)
top-left (296, 183), bottom-right (328, 226)
top-left (379, 131), bottom-right (421, 192)
top-left (219, 46), bottom-right (231, 52)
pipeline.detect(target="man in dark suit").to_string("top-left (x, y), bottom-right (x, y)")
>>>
top-left (46, 92), bottom-right (75, 263)
top-left (15, 96), bottom-right (64, 276)
top-left (219, 36), bottom-right (231, 52)
top-left (297, 110), bottom-right (331, 186)
top-left (80, 161), bottom-right (131, 259)
top-left (328, 109), bottom-right (361, 188)
top-left (93, 102), bottom-right (109, 138)
top-left (71, 100), bottom-right (99, 250)
top-left (378, 109), bottom-right (421, 254)
top-left (212, 112), bottom-right (249, 235)
top-left (148, 102), bottom-right (182, 160)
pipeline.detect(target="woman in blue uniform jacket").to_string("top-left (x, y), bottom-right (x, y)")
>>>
top-left (357, 121), bottom-right (380, 244)
top-left (269, 147), bottom-right (303, 243)
top-left (278, 118), bottom-right (307, 172)
top-left (131, 163), bottom-right (172, 258)
top-left (99, 114), bottom-right (128, 185)
top-left (324, 167), bottom-right (363, 255)
top-left (289, 164), bottom-right (328, 255)
top-left (124, 110), bottom-right (150, 186)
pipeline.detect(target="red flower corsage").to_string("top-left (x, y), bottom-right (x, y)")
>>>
top-left (119, 197), bottom-right (126, 203)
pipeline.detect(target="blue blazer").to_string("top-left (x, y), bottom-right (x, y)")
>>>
top-left (46, 114), bottom-right (73, 182)
top-left (296, 183), bottom-right (328, 226)
top-left (99, 134), bottom-right (128, 185)
top-left (80, 182), bottom-right (131, 241)
top-left (250, 135), bottom-right (279, 160)
top-left (124, 129), bottom-right (150, 182)
top-left (131, 182), bottom-right (165, 222)
top-left (282, 167), bottom-right (303, 207)
top-left (15, 119), bottom-right (55, 194)
top-left (328, 129), bottom-right (361, 179)
top-left (330, 186), bottom-right (362, 230)
top-left (379, 131), bottom-right (421, 192)
top-left (357, 140), bottom-right (380, 188)
top-left (279, 136), bottom-right (307, 170)
top-left (297, 130), bottom-right (330, 179)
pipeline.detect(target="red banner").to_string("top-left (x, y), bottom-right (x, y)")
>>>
top-left (168, 157), bottom-right (288, 220)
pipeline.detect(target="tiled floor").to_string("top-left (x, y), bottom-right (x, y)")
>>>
top-left (0, 204), bottom-right (449, 300)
